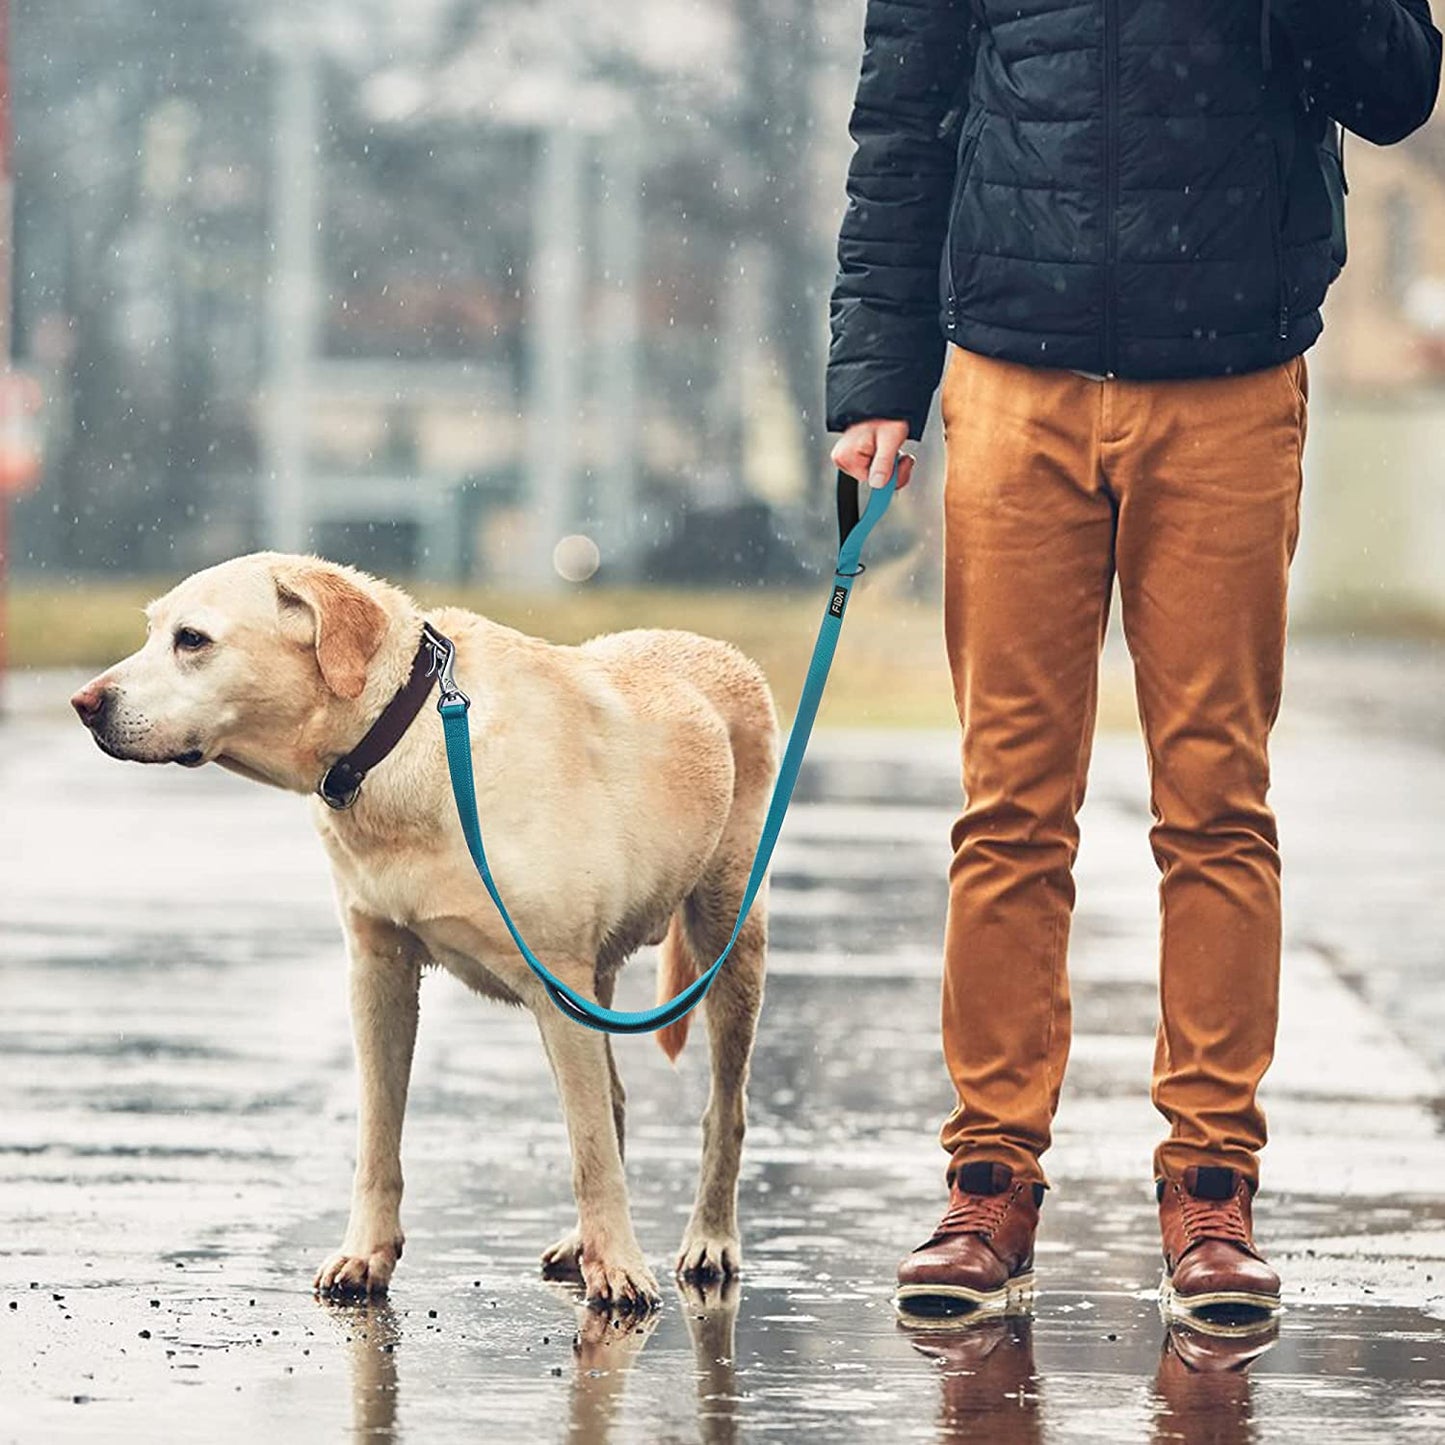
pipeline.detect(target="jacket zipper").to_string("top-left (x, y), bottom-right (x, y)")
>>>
top-left (1263, 5), bottom-right (1290, 333)
top-left (1264, 145), bottom-right (1290, 339)
top-left (1102, 0), bottom-right (1119, 374)
top-left (942, 109), bottom-right (986, 336)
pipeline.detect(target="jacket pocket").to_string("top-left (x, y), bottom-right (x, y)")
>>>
top-left (943, 109), bottom-right (987, 330)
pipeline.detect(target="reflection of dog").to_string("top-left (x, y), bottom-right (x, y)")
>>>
top-left (324, 1280), bottom-right (742, 1445)
top-left (72, 554), bottom-right (777, 1308)
top-left (318, 1299), bottom-right (401, 1441)
top-left (567, 1276), bottom-right (741, 1445)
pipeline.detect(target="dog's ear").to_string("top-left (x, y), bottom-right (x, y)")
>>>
top-left (274, 564), bottom-right (388, 701)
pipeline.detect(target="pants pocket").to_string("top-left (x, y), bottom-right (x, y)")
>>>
top-left (939, 343), bottom-right (968, 437)
top-left (1279, 354), bottom-right (1308, 429)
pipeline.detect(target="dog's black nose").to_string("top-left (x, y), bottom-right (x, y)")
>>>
top-left (70, 680), bottom-right (109, 728)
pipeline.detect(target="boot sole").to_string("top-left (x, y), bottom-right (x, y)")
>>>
top-left (1158, 1273), bottom-right (1282, 1333)
top-left (894, 1271), bottom-right (1035, 1324)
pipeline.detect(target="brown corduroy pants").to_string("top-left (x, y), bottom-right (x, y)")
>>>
top-left (936, 343), bottom-right (1308, 1191)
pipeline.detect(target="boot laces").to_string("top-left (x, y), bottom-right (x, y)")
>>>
top-left (1179, 1187), bottom-right (1251, 1247)
top-left (936, 1185), bottom-right (1016, 1240)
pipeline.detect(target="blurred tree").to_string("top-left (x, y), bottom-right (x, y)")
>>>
top-left (14, 0), bottom-right (268, 574)
top-left (12, 0), bottom-right (850, 577)
top-left (733, 0), bottom-right (829, 497)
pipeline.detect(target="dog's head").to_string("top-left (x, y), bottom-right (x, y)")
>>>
top-left (71, 553), bottom-right (410, 791)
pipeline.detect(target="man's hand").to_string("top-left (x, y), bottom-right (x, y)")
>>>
top-left (831, 419), bottom-right (916, 491)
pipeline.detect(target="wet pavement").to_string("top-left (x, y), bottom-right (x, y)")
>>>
top-left (2, 646), bottom-right (1444, 1442)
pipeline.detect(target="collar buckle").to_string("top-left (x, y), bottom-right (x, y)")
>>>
top-left (318, 761), bottom-right (364, 810)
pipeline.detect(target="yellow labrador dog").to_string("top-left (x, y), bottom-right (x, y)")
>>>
top-left (70, 553), bottom-right (778, 1309)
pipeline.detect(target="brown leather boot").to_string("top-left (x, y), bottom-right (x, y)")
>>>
top-left (895, 1161), bottom-right (1042, 1318)
top-left (1157, 1166), bottom-right (1281, 1324)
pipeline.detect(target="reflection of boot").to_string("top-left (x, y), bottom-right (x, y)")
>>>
top-left (901, 1315), bottom-right (1043, 1445)
top-left (1151, 1320), bottom-right (1279, 1445)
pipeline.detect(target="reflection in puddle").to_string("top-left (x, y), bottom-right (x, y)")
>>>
top-left (563, 1277), bottom-right (742, 1444)
top-left (1151, 1320), bottom-right (1279, 1445)
top-left (679, 1278), bottom-right (743, 1445)
top-left (565, 1293), bottom-right (662, 1442)
top-left (902, 1316), bottom-right (1043, 1445)
top-left (899, 1312), bottom-right (1281, 1445)
top-left (324, 1280), bottom-right (742, 1445)
top-left (317, 1299), bottom-right (402, 1439)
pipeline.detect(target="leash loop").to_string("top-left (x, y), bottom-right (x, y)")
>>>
top-left (439, 465), bottom-right (898, 1033)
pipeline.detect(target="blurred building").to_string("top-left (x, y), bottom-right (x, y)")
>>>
top-left (9, 0), bottom-right (829, 589)
top-left (1294, 103), bottom-right (1445, 629)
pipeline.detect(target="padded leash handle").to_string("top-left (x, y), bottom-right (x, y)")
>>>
top-left (439, 463), bottom-right (898, 1034)
top-left (837, 468), bottom-right (863, 551)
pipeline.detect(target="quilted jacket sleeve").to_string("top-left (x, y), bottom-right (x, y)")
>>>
top-left (825, 0), bottom-right (978, 440)
top-left (1270, 0), bottom-right (1441, 144)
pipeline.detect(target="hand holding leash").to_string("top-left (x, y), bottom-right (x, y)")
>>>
top-left (831, 419), bottom-right (917, 491)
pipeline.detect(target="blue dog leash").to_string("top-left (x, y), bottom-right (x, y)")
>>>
top-left (436, 466), bottom-right (898, 1034)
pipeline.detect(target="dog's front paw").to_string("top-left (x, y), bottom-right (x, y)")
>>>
top-left (676, 1227), bottom-right (741, 1282)
top-left (540, 1228), bottom-right (584, 1279)
top-left (313, 1236), bottom-right (403, 1298)
top-left (581, 1243), bottom-right (661, 1312)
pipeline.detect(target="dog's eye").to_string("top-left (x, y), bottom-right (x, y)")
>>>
top-left (174, 627), bottom-right (212, 653)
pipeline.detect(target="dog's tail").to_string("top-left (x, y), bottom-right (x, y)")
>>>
top-left (656, 912), bottom-right (700, 1063)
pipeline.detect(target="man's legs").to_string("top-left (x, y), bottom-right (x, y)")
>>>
top-left (911, 344), bottom-right (1304, 1316)
top-left (937, 344), bottom-right (1117, 1189)
top-left (1107, 355), bottom-right (1307, 1189)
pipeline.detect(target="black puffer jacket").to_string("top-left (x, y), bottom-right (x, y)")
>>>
top-left (826, 0), bottom-right (1442, 439)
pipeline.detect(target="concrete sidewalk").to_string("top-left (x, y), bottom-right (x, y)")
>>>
top-left (1, 659), bottom-right (1443, 1441)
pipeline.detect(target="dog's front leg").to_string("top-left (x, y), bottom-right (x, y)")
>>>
top-left (535, 991), bottom-right (660, 1311)
top-left (315, 914), bottom-right (422, 1298)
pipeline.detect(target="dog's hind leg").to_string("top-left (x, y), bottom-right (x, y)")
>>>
top-left (540, 972), bottom-right (626, 1281)
top-left (676, 874), bottom-right (766, 1282)
top-left (534, 967), bottom-right (660, 1310)
top-left (674, 680), bottom-right (775, 1282)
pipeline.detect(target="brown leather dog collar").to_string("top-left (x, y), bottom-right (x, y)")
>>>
top-left (317, 621), bottom-right (452, 810)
